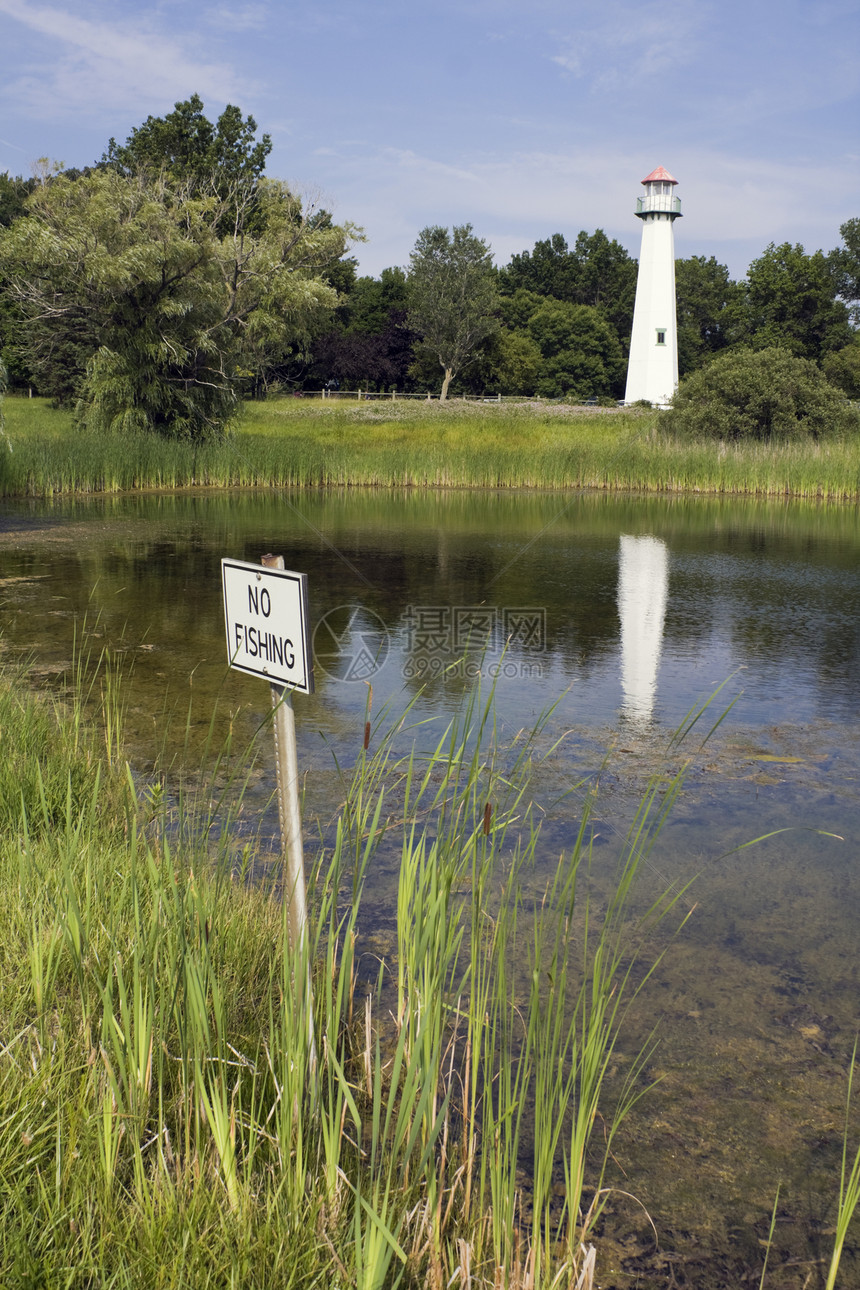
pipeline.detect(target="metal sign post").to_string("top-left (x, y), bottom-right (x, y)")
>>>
top-left (221, 553), bottom-right (316, 1075)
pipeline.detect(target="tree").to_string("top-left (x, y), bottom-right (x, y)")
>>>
top-left (500, 233), bottom-right (579, 301)
top-left (675, 255), bottom-right (741, 375)
top-left (526, 300), bottom-right (624, 400)
top-left (297, 266), bottom-right (414, 393)
top-left (664, 347), bottom-right (858, 441)
top-left (0, 173), bottom-right (40, 389)
top-left (499, 229), bottom-right (637, 348)
top-left (568, 229), bottom-right (638, 343)
top-left (735, 242), bottom-right (852, 360)
top-left (0, 168), bottom-right (353, 437)
top-left (103, 94), bottom-right (271, 192)
top-left (0, 172), bottom-right (37, 228)
top-left (822, 341), bottom-right (860, 398)
top-left (479, 330), bottom-right (543, 395)
top-left (829, 217), bottom-right (860, 323)
top-left (339, 267), bottom-right (409, 335)
top-left (499, 289), bottom-right (545, 332)
top-left (407, 225), bottom-right (499, 400)
top-left (310, 309), bottom-right (417, 391)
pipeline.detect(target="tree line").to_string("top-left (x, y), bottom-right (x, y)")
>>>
top-left (1, 95), bottom-right (859, 440)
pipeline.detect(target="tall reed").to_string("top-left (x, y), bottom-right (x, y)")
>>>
top-left (5, 654), bottom-right (855, 1287)
top-left (825, 1042), bottom-right (860, 1290)
top-left (0, 644), bottom-right (694, 1285)
top-left (4, 396), bottom-right (860, 500)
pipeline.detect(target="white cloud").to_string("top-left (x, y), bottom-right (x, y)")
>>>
top-left (0, 0), bottom-right (245, 121)
top-left (550, 0), bottom-right (705, 85)
top-left (300, 141), bottom-right (860, 278)
top-left (207, 4), bottom-right (269, 33)
top-left (380, 148), bottom-right (483, 187)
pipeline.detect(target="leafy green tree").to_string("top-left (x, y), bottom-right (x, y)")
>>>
top-left (498, 288), bottom-right (544, 332)
top-left (675, 255), bottom-right (741, 375)
top-left (0, 173), bottom-right (40, 389)
top-left (569, 229), bottom-right (638, 343)
top-left (499, 229), bottom-right (637, 347)
top-left (526, 300), bottom-right (624, 400)
top-left (736, 242), bottom-right (852, 360)
top-left (479, 329), bottom-right (543, 395)
top-left (0, 173), bottom-right (37, 228)
top-left (0, 169), bottom-right (352, 437)
top-left (407, 224), bottom-right (499, 400)
top-left (664, 346), bottom-right (858, 440)
top-left (339, 267), bottom-right (408, 335)
top-left (829, 217), bottom-right (860, 323)
top-left (500, 233), bottom-right (579, 301)
top-left (822, 341), bottom-right (860, 398)
top-left (103, 94), bottom-right (271, 192)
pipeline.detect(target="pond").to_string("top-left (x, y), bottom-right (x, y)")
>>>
top-left (1, 486), bottom-right (859, 1287)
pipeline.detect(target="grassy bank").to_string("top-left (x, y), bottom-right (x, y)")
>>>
top-left (3, 655), bottom-right (860, 1287)
top-left (2, 396), bottom-right (860, 500)
top-left (0, 656), bottom-right (698, 1289)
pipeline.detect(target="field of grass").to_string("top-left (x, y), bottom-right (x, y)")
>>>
top-left (2, 395), bottom-right (860, 500)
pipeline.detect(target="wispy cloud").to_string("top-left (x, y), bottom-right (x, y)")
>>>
top-left (207, 4), bottom-right (269, 33)
top-left (306, 140), bottom-right (860, 279)
top-left (550, 0), bottom-right (705, 85)
top-left (381, 148), bottom-right (482, 186)
top-left (0, 0), bottom-right (245, 121)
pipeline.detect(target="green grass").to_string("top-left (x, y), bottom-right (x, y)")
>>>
top-left (0, 647), bottom-right (700, 1289)
top-left (2, 395), bottom-right (860, 499)
top-left (3, 651), bottom-right (860, 1287)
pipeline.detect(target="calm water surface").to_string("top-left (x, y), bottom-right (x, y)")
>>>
top-left (1, 487), bottom-right (859, 1286)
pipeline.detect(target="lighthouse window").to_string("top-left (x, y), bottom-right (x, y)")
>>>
top-left (656, 330), bottom-right (666, 345)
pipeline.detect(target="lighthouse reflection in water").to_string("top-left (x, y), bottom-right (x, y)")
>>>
top-left (617, 535), bottom-right (669, 725)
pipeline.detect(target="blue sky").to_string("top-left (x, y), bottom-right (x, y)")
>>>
top-left (0, 0), bottom-right (858, 280)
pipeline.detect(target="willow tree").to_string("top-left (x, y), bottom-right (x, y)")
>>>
top-left (407, 224), bottom-right (498, 400)
top-left (0, 168), bottom-right (354, 439)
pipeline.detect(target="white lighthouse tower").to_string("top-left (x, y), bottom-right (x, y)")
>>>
top-left (624, 166), bottom-right (681, 407)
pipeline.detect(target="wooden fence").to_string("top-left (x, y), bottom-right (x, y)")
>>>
top-left (317, 389), bottom-right (505, 402)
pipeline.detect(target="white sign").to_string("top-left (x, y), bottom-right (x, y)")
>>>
top-left (222, 559), bottom-right (314, 693)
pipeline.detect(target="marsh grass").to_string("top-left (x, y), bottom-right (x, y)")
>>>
top-left (3, 656), bottom-right (859, 1288)
top-left (3, 396), bottom-right (860, 499)
top-left (0, 643), bottom-right (692, 1288)
top-left (825, 1043), bottom-right (860, 1290)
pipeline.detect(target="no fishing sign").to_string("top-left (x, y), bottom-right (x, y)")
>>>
top-left (221, 552), bottom-right (317, 1077)
top-left (221, 557), bottom-right (314, 694)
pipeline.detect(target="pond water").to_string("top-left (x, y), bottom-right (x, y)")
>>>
top-left (1, 486), bottom-right (859, 1287)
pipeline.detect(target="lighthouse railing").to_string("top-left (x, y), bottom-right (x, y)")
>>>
top-left (636, 195), bottom-right (682, 216)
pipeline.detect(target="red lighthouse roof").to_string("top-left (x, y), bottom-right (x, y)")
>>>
top-left (641, 166), bottom-right (677, 185)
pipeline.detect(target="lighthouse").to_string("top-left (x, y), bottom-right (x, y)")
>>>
top-left (624, 166), bottom-right (681, 407)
